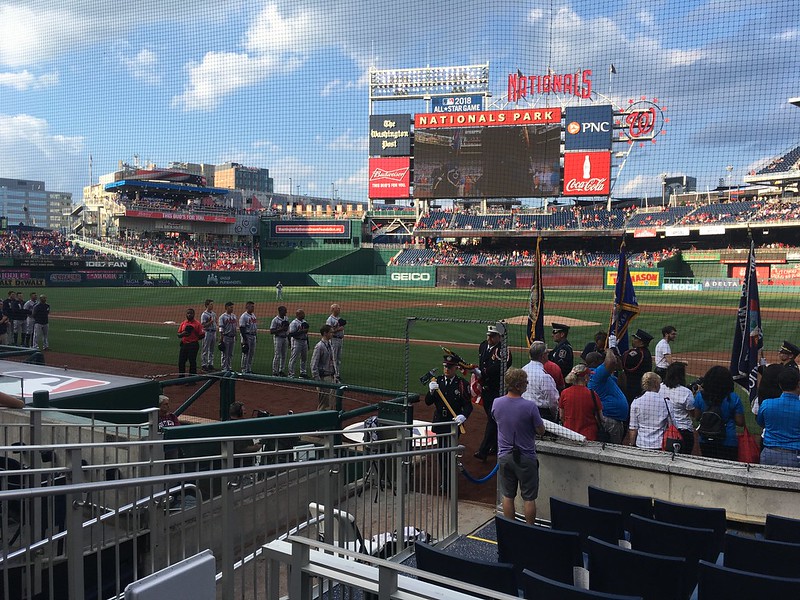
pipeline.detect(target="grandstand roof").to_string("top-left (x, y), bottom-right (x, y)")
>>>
top-left (104, 180), bottom-right (230, 197)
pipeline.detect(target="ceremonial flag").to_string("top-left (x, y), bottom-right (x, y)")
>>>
top-left (609, 243), bottom-right (639, 353)
top-left (730, 240), bottom-right (762, 405)
top-left (526, 237), bottom-right (545, 346)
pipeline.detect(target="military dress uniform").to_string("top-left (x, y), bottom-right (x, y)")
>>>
top-left (474, 326), bottom-right (512, 460)
top-left (621, 329), bottom-right (654, 404)
top-left (779, 340), bottom-right (800, 371)
top-left (549, 323), bottom-right (574, 378)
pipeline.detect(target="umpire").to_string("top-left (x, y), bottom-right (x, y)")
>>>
top-left (549, 323), bottom-right (574, 378)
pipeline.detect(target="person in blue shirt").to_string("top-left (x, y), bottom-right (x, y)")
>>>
top-left (693, 366), bottom-right (744, 461)
top-left (757, 366), bottom-right (800, 467)
top-left (586, 339), bottom-right (629, 444)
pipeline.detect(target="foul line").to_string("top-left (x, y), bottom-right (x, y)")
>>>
top-left (66, 329), bottom-right (170, 340)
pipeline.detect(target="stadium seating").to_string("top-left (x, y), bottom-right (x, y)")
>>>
top-left (587, 486), bottom-right (653, 529)
top-left (413, 541), bottom-right (519, 597)
top-left (495, 515), bottom-right (583, 584)
top-left (722, 532), bottom-right (800, 578)
top-left (549, 497), bottom-right (625, 551)
top-left (764, 512), bottom-right (800, 544)
top-left (521, 569), bottom-right (643, 600)
top-left (756, 144), bottom-right (800, 174)
top-left (652, 499), bottom-right (727, 552)
top-left (696, 560), bottom-right (800, 599)
top-left (587, 537), bottom-right (687, 600)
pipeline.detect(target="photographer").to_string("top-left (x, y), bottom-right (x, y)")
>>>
top-left (325, 304), bottom-right (346, 382)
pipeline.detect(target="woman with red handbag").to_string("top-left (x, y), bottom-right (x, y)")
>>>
top-left (662, 363), bottom-right (699, 454)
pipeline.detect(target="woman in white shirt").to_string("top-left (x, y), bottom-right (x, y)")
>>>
top-left (625, 372), bottom-right (669, 450)
top-left (661, 362), bottom-right (698, 454)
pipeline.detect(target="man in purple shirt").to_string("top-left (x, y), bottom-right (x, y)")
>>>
top-left (492, 367), bottom-right (546, 524)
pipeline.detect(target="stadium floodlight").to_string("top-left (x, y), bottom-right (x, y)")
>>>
top-left (790, 97), bottom-right (800, 107)
top-left (369, 64), bottom-right (490, 101)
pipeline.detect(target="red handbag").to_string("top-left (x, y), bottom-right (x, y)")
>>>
top-left (738, 427), bottom-right (760, 464)
top-left (662, 398), bottom-right (683, 453)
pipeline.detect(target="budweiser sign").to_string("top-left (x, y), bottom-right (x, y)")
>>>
top-left (563, 151), bottom-right (611, 196)
top-left (368, 157), bottom-right (410, 199)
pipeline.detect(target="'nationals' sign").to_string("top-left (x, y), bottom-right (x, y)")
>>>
top-left (415, 108), bottom-right (561, 129)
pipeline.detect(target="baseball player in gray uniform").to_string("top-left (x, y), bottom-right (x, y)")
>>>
top-left (270, 305), bottom-right (290, 376)
top-left (218, 302), bottom-right (237, 372)
top-left (239, 301), bottom-right (258, 373)
top-left (23, 292), bottom-right (37, 348)
top-left (287, 309), bottom-right (310, 378)
top-left (200, 299), bottom-right (217, 371)
top-left (325, 303), bottom-right (346, 381)
top-left (311, 324), bottom-right (337, 410)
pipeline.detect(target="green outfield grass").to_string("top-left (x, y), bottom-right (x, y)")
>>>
top-left (37, 285), bottom-right (800, 399)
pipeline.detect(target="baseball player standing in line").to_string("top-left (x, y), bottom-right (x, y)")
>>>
top-left (200, 299), bottom-right (217, 371)
top-left (23, 292), bottom-right (37, 347)
top-left (311, 324), bottom-right (337, 410)
top-left (31, 294), bottom-right (50, 351)
top-left (325, 304), bottom-right (346, 381)
top-left (218, 302), bottom-right (237, 372)
top-left (287, 309), bottom-right (310, 378)
top-left (12, 292), bottom-right (25, 346)
top-left (269, 305), bottom-right (290, 376)
top-left (239, 301), bottom-right (258, 374)
top-left (276, 281), bottom-right (283, 300)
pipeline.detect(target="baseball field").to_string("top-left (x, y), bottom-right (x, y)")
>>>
top-left (38, 284), bottom-right (800, 395)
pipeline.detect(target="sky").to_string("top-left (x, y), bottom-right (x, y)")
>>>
top-left (0, 0), bottom-right (799, 206)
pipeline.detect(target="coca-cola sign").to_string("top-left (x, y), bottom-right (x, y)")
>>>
top-left (563, 152), bottom-right (611, 196)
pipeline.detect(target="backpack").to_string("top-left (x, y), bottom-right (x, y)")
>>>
top-left (697, 400), bottom-right (726, 442)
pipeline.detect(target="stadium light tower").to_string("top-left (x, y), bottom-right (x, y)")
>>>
top-left (726, 165), bottom-right (733, 202)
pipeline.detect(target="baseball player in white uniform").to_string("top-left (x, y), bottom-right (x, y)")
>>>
top-left (200, 299), bottom-right (217, 371)
top-left (218, 302), bottom-right (237, 372)
top-left (325, 303), bottom-right (346, 381)
top-left (288, 309), bottom-right (310, 378)
top-left (270, 305), bottom-right (290, 376)
top-left (23, 292), bottom-right (37, 348)
top-left (239, 301), bottom-right (258, 374)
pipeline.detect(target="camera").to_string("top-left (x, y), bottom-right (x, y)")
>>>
top-left (689, 377), bottom-right (704, 394)
top-left (338, 318), bottom-right (347, 326)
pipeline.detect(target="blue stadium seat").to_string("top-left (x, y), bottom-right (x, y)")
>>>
top-left (587, 536), bottom-right (686, 600)
top-left (723, 531), bottom-right (800, 578)
top-left (764, 513), bottom-right (800, 544)
top-left (521, 568), bottom-right (643, 600)
top-left (550, 497), bottom-right (625, 551)
top-left (413, 541), bottom-right (518, 597)
top-left (495, 515), bottom-right (582, 584)
top-left (587, 486), bottom-right (653, 529)
top-left (697, 559), bottom-right (800, 599)
top-left (652, 499), bottom-right (726, 553)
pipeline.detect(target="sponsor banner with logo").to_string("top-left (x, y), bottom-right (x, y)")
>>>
top-left (665, 227), bottom-right (691, 238)
top-left (369, 157), bottom-right (411, 198)
top-left (436, 267), bottom-right (517, 288)
top-left (604, 268), bottom-right (662, 289)
top-left (663, 282), bottom-right (704, 291)
top-left (698, 225), bottom-right (726, 235)
top-left (564, 105), bottom-right (613, 150)
top-left (269, 220), bottom-right (351, 239)
top-left (702, 278), bottom-right (741, 290)
top-left (9, 258), bottom-right (129, 269)
top-left (186, 271), bottom-right (275, 286)
top-left (125, 209), bottom-right (235, 224)
top-left (563, 151), bottom-right (611, 196)
top-left (730, 265), bottom-right (771, 282)
top-left (633, 228), bottom-right (657, 238)
top-left (369, 114), bottom-right (411, 156)
top-left (431, 95), bottom-right (485, 113)
top-left (386, 267), bottom-right (436, 287)
top-left (415, 108), bottom-right (561, 129)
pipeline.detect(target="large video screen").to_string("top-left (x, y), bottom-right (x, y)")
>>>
top-left (413, 124), bottom-right (561, 198)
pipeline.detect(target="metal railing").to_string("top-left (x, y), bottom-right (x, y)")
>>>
top-left (0, 417), bottom-right (460, 600)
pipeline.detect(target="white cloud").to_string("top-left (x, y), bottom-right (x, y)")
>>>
top-left (667, 49), bottom-right (705, 67)
top-left (121, 49), bottom-right (161, 84)
top-left (0, 4), bottom-right (83, 67)
top-left (328, 130), bottom-right (367, 152)
top-left (0, 70), bottom-right (58, 91)
top-left (0, 113), bottom-right (84, 193)
top-left (173, 3), bottom-right (320, 111)
top-left (528, 8), bottom-right (544, 21)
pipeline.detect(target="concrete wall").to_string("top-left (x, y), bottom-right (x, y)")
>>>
top-left (529, 440), bottom-right (800, 524)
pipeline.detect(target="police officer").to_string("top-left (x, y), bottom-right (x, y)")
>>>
top-left (218, 302), bottom-right (237, 372)
top-left (288, 309), bottom-right (310, 378)
top-left (270, 306), bottom-right (290, 376)
top-left (549, 323), bottom-right (574, 378)
top-left (621, 329), bottom-right (654, 404)
top-left (426, 355), bottom-right (472, 490)
top-left (778, 341), bottom-right (800, 371)
top-left (474, 323), bottom-right (512, 461)
top-left (239, 301), bottom-right (258, 374)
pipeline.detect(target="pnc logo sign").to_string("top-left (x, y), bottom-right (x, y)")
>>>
top-left (391, 272), bottom-right (431, 281)
top-left (564, 105), bottom-right (614, 151)
top-left (567, 120), bottom-right (610, 134)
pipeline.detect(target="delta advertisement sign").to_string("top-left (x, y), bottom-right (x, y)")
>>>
top-left (369, 157), bottom-right (411, 198)
top-left (563, 151), bottom-right (611, 196)
top-left (604, 268), bottom-right (663, 289)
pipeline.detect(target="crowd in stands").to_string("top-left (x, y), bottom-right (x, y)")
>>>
top-left (0, 230), bottom-right (106, 258)
top-left (111, 234), bottom-right (257, 270)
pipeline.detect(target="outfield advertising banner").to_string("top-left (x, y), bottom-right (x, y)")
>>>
top-left (369, 114), bottom-right (411, 156)
top-left (269, 221), bottom-right (351, 239)
top-left (369, 157), bottom-right (411, 198)
top-left (603, 268), bottom-right (663, 289)
top-left (564, 105), bottom-right (613, 150)
top-left (436, 267), bottom-right (517, 288)
top-left (386, 266), bottom-right (436, 287)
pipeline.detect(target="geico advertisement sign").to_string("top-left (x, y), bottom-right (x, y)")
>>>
top-left (390, 272), bottom-right (431, 281)
top-left (606, 270), bottom-right (661, 287)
